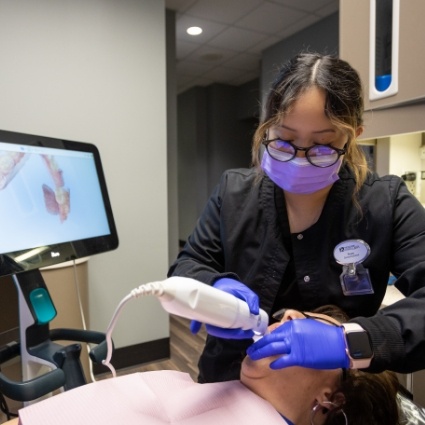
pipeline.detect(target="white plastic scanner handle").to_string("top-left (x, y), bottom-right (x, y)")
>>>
top-left (158, 277), bottom-right (269, 335)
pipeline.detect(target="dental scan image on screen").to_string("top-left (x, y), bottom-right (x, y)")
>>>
top-left (0, 142), bottom-right (112, 257)
top-left (0, 129), bottom-right (118, 277)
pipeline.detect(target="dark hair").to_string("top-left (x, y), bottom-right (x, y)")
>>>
top-left (252, 52), bottom-right (369, 205)
top-left (311, 305), bottom-right (400, 425)
top-left (325, 370), bottom-right (400, 425)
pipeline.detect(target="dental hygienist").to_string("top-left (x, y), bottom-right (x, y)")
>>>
top-left (168, 52), bottom-right (425, 383)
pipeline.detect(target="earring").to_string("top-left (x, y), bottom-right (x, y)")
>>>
top-left (310, 401), bottom-right (347, 425)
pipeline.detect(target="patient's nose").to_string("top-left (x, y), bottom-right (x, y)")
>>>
top-left (268, 309), bottom-right (306, 331)
top-left (281, 309), bottom-right (306, 322)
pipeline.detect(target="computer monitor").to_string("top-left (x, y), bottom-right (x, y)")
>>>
top-left (0, 129), bottom-right (119, 277)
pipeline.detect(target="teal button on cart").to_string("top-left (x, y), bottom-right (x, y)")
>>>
top-left (29, 288), bottom-right (57, 324)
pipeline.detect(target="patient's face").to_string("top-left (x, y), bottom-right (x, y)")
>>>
top-left (240, 309), bottom-right (341, 395)
top-left (239, 309), bottom-right (345, 424)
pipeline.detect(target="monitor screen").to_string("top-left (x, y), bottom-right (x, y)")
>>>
top-left (0, 129), bottom-right (118, 277)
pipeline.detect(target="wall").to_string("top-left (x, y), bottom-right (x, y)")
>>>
top-left (166, 9), bottom-right (179, 266)
top-left (373, 132), bottom-right (423, 200)
top-left (388, 133), bottom-right (422, 183)
top-left (177, 87), bottom-right (209, 242)
top-left (177, 82), bottom-right (258, 241)
top-left (0, 0), bottom-right (169, 356)
top-left (260, 12), bottom-right (339, 104)
top-left (206, 83), bottom-right (257, 194)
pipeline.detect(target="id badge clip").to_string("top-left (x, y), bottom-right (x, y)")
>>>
top-left (333, 239), bottom-right (374, 296)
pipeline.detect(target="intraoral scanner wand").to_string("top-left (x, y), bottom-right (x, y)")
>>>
top-left (102, 277), bottom-right (269, 376)
top-left (157, 277), bottom-right (269, 333)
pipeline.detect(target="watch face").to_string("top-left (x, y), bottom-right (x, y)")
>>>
top-left (346, 331), bottom-right (373, 359)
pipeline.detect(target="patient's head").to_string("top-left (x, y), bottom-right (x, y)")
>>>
top-left (240, 305), bottom-right (400, 425)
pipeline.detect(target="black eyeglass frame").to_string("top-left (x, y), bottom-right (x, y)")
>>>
top-left (262, 138), bottom-right (347, 168)
top-left (271, 308), bottom-right (341, 326)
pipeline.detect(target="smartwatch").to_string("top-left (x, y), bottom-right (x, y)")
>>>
top-left (342, 323), bottom-right (374, 369)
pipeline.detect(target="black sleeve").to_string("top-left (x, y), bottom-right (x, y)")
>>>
top-left (352, 178), bottom-right (425, 373)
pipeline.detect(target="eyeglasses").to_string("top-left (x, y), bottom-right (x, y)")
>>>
top-left (271, 308), bottom-right (340, 326)
top-left (262, 139), bottom-right (347, 168)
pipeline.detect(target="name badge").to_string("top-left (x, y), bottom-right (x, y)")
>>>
top-left (333, 239), bottom-right (374, 296)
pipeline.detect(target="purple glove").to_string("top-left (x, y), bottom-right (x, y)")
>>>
top-left (190, 277), bottom-right (259, 339)
top-left (246, 318), bottom-right (350, 369)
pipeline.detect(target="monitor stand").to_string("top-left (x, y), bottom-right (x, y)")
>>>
top-left (14, 269), bottom-right (79, 384)
top-left (0, 269), bottom-right (108, 404)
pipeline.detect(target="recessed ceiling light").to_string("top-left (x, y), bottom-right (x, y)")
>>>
top-left (187, 26), bottom-right (203, 36)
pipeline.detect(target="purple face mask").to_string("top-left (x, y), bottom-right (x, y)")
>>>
top-left (261, 151), bottom-right (341, 194)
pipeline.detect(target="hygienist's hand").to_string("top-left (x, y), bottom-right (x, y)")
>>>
top-left (190, 278), bottom-right (259, 339)
top-left (246, 318), bottom-right (350, 369)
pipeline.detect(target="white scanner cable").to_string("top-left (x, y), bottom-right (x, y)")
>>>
top-left (102, 277), bottom-right (269, 377)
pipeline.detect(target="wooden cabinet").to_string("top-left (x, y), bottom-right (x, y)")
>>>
top-left (340, 0), bottom-right (425, 111)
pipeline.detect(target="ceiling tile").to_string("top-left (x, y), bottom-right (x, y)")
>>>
top-left (276, 14), bottom-right (321, 39)
top-left (184, 0), bottom-right (263, 24)
top-left (202, 66), bottom-right (248, 84)
top-left (223, 52), bottom-right (261, 71)
top-left (185, 45), bottom-right (241, 64)
top-left (271, 0), bottom-right (336, 13)
top-left (177, 76), bottom-right (214, 94)
top-left (314, 1), bottom-right (339, 17)
top-left (176, 39), bottom-right (201, 60)
top-left (177, 74), bottom-right (216, 93)
top-left (176, 73), bottom-right (199, 86)
top-left (236, 2), bottom-right (305, 35)
top-left (246, 34), bottom-right (282, 54)
top-left (176, 59), bottom-right (216, 76)
top-left (165, 0), bottom-right (197, 12)
top-left (208, 27), bottom-right (269, 52)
